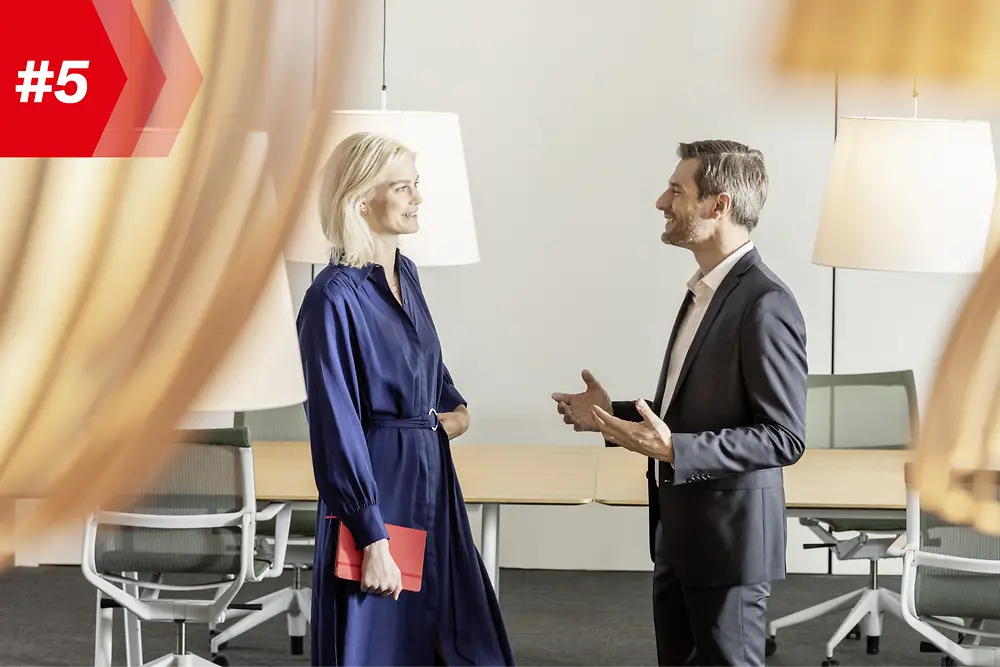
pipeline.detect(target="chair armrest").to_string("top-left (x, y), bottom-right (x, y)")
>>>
top-left (887, 533), bottom-right (908, 557)
top-left (249, 502), bottom-right (291, 581)
top-left (256, 502), bottom-right (287, 522)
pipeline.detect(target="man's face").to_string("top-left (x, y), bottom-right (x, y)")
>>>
top-left (655, 158), bottom-right (716, 248)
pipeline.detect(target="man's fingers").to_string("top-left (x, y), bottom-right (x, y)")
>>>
top-left (581, 369), bottom-right (600, 389)
top-left (551, 392), bottom-right (569, 402)
top-left (636, 399), bottom-right (657, 425)
top-left (594, 407), bottom-right (647, 451)
top-left (593, 405), bottom-right (617, 422)
top-left (592, 407), bottom-right (625, 440)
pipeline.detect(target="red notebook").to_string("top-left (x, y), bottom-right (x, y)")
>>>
top-left (330, 518), bottom-right (427, 592)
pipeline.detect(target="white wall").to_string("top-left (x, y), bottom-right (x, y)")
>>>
top-left (19, 1), bottom-right (999, 576)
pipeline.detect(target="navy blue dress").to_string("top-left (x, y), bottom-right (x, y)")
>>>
top-left (297, 251), bottom-right (515, 667)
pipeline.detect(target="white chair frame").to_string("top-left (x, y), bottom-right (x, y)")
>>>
top-left (897, 487), bottom-right (998, 667)
top-left (81, 446), bottom-right (291, 667)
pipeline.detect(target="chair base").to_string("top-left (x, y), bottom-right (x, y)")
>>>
top-left (767, 586), bottom-right (902, 660)
top-left (210, 585), bottom-right (311, 655)
top-left (144, 652), bottom-right (223, 667)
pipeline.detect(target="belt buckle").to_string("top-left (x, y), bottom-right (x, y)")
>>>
top-left (428, 408), bottom-right (438, 431)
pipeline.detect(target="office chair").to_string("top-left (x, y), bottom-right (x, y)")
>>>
top-left (209, 501), bottom-right (315, 657)
top-left (80, 427), bottom-right (290, 667)
top-left (897, 478), bottom-right (1000, 666)
top-left (766, 371), bottom-right (917, 666)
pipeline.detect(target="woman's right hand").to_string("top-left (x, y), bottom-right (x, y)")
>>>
top-left (361, 539), bottom-right (402, 600)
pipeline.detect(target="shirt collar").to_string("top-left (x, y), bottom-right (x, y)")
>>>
top-left (334, 247), bottom-right (402, 286)
top-left (686, 240), bottom-right (755, 294)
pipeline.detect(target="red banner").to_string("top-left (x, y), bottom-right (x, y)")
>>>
top-left (0, 0), bottom-right (201, 158)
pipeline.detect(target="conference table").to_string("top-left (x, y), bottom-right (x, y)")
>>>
top-left (251, 441), bottom-right (909, 592)
top-left (251, 441), bottom-right (603, 592)
top-left (595, 446), bottom-right (909, 519)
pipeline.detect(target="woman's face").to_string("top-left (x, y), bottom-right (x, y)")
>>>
top-left (362, 155), bottom-right (422, 236)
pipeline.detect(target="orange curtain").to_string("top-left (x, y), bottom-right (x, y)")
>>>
top-left (0, 0), bottom-right (354, 560)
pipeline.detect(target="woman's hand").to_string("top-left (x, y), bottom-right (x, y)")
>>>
top-left (437, 405), bottom-right (470, 439)
top-left (360, 539), bottom-right (402, 599)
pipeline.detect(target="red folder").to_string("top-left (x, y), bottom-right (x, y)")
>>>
top-left (330, 517), bottom-right (427, 592)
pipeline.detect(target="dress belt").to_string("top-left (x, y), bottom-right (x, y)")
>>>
top-left (368, 409), bottom-right (439, 431)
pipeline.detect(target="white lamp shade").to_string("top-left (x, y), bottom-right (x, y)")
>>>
top-left (813, 117), bottom-right (998, 273)
top-left (283, 110), bottom-right (479, 266)
top-left (192, 260), bottom-right (305, 412)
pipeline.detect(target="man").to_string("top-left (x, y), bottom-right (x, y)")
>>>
top-left (552, 140), bottom-right (808, 666)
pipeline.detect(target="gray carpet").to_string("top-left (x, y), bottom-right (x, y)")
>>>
top-left (0, 566), bottom-right (963, 665)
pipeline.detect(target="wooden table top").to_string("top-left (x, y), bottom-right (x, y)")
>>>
top-left (450, 443), bottom-right (601, 504)
top-left (253, 441), bottom-right (910, 511)
top-left (594, 447), bottom-right (909, 510)
top-left (251, 441), bottom-right (602, 505)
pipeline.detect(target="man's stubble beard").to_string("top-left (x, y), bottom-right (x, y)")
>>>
top-left (661, 213), bottom-right (700, 247)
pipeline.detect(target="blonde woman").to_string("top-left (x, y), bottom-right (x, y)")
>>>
top-left (297, 131), bottom-right (515, 666)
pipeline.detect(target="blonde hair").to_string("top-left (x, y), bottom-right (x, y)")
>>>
top-left (318, 131), bottom-right (415, 267)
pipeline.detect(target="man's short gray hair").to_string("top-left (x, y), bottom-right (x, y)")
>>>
top-left (677, 140), bottom-right (768, 231)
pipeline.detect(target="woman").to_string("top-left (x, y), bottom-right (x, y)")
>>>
top-left (297, 131), bottom-right (515, 666)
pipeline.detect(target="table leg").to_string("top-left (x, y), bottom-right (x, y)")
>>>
top-left (480, 503), bottom-right (500, 595)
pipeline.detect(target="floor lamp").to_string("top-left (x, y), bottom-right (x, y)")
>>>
top-left (788, 90), bottom-right (998, 661)
top-left (811, 96), bottom-right (997, 563)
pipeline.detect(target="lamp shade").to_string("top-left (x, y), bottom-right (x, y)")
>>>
top-left (812, 117), bottom-right (998, 273)
top-left (283, 110), bottom-right (479, 266)
top-left (192, 260), bottom-right (305, 412)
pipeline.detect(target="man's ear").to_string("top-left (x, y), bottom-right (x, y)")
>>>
top-left (712, 192), bottom-right (733, 219)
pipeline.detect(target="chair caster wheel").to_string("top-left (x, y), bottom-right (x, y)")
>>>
top-left (867, 636), bottom-right (880, 655)
top-left (821, 659), bottom-right (839, 666)
top-left (211, 654), bottom-right (229, 666)
top-left (942, 658), bottom-right (956, 666)
top-left (291, 635), bottom-right (304, 655)
top-left (847, 624), bottom-right (861, 640)
top-left (765, 637), bottom-right (777, 657)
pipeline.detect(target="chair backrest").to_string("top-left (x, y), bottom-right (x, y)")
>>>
top-left (93, 427), bottom-right (253, 576)
top-left (913, 481), bottom-right (1000, 620)
top-left (806, 371), bottom-right (919, 450)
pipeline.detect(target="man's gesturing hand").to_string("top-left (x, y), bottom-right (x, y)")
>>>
top-left (551, 369), bottom-right (612, 433)
top-left (592, 399), bottom-right (674, 462)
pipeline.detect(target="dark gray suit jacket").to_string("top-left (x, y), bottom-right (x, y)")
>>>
top-left (612, 248), bottom-right (808, 588)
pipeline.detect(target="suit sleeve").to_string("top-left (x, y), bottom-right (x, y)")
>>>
top-left (670, 289), bottom-right (808, 484)
top-left (298, 287), bottom-right (388, 548)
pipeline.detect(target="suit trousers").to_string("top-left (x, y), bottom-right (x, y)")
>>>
top-left (652, 525), bottom-right (770, 666)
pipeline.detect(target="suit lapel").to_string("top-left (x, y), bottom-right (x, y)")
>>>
top-left (652, 290), bottom-right (693, 415)
top-left (670, 249), bottom-right (760, 405)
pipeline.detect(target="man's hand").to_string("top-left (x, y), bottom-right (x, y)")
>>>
top-left (592, 399), bottom-right (674, 462)
top-left (551, 369), bottom-right (612, 432)
top-left (437, 405), bottom-right (470, 439)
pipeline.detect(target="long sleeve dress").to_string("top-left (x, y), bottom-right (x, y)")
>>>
top-left (297, 251), bottom-right (515, 667)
